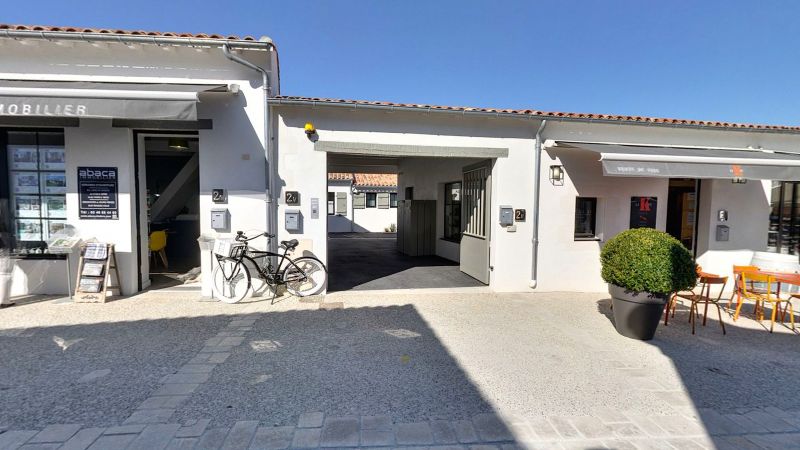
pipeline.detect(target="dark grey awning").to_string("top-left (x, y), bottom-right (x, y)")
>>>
top-left (0, 80), bottom-right (229, 121)
top-left (554, 141), bottom-right (800, 181)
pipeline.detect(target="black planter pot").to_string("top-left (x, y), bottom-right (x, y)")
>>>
top-left (609, 284), bottom-right (668, 340)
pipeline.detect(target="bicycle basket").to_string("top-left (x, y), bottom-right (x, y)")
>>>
top-left (213, 239), bottom-right (246, 258)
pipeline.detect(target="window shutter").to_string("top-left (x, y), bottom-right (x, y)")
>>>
top-left (336, 192), bottom-right (347, 214)
top-left (377, 193), bottom-right (390, 209)
top-left (353, 193), bottom-right (366, 209)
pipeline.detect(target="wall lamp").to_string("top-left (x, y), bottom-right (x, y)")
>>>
top-left (731, 177), bottom-right (748, 184)
top-left (549, 165), bottom-right (564, 185)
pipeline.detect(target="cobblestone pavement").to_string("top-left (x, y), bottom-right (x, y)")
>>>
top-left (1, 290), bottom-right (799, 449)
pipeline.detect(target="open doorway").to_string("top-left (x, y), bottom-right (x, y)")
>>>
top-left (325, 154), bottom-right (491, 292)
top-left (140, 135), bottom-right (200, 290)
top-left (666, 178), bottom-right (698, 252)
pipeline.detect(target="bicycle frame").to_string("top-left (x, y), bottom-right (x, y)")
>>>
top-left (214, 240), bottom-right (308, 287)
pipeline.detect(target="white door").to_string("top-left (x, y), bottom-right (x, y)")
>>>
top-left (459, 161), bottom-right (491, 284)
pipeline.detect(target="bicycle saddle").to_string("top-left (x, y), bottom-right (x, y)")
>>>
top-left (281, 239), bottom-right (299, 250)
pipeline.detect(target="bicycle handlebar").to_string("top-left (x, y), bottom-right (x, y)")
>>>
top-left (234, 231), bottom-right (275, 242)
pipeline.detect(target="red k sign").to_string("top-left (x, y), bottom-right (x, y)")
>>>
top-left (638, 197), bottom-right (652, 212)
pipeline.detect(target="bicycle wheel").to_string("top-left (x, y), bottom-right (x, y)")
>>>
top-left (282, 256), bottom-right (327, 297)
top-left (212, 259), bottom-right (251, 303)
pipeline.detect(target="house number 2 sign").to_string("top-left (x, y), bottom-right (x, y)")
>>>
top-left (285, 191), bottom-right (300, 206)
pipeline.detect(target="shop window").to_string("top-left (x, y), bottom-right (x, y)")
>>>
top-left (327, 192), bottom-right (335, 215)
top-left (3, 130), bottom-right (66, 251)
top-left (366, 193), bottom-right (377, 208)
top-left (768, 181), bottom-right (800, 254)
top-left (390, 193), bottom-right (398, 208)
top-left (444, 181), bottom-right (462, 242)
top-left (574, 197), bottom-right (598, 240)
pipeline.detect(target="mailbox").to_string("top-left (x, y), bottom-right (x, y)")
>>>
top-left (716, 225), bottom-right (730, 242)
top-left (285, 210), bottom-right (301, 232)
top-left (210, 209), bottom-right (228, 230)
top-left (499, 205), bottom-right (514, 226)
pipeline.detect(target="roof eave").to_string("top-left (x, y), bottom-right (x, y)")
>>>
top-left (271, 97), bottom-right (800, 136)
top-left (0, 28), bottom-right (274, 50)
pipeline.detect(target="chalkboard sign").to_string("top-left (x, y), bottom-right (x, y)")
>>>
top-left (630, 196), bottom-right (657, 229)
top-left (78, 167), bottom-right (119, 220)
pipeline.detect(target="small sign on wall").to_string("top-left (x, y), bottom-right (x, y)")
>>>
top-left (514, 209), bottom-right (526, 222)
top-left (630, 196), bottom-right (657, 229)
top-left (78, 167), bottom-right (119, 220)
top-left (212, 188), bottom-right (226, 203)
top-left (285, 191), bottom-right (300, 206)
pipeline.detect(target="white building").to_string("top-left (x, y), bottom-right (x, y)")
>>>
top-left (3, 24), bottom-right (800, 298)
top-left (327, 173), bottom-right (397, 233)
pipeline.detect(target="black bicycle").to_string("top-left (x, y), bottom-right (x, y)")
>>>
top-left (211, 231), bottom-right (328, 303)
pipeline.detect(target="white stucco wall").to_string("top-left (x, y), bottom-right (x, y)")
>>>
top-left (536, 146), bottom-right (669, 292)
top-left (694, 179), bottom-right (771, 281)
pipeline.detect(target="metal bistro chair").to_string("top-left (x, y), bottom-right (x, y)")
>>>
top-left (666, 274), bottom-right (728, 335)
top-left (740, 272), bottom-right (796, 333)
top-left (728, 265), bottom-right (764, 320)
top-left (665, 266), bottom-right (705, 326)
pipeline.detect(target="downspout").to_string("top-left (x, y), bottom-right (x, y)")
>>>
top-left (222, 44), bottom-right (276, 252)
top-left (530, 120), bottom-right (547, 288)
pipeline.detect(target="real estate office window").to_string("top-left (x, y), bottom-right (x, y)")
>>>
top-left (2, 129), bottom-right (67, 251)
top-left (574, 197), bottom-right (598, 240)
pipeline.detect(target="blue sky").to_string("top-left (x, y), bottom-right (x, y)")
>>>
top-left (5, 0), bottom-right (800, 125)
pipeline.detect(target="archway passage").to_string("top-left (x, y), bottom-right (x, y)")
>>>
top-left (325, 151), bottom-right (492, 292)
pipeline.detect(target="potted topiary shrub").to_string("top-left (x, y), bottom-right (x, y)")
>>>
top-left (600, 228), bottom-right (697, 340)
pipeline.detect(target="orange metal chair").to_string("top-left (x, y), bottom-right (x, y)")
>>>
top-left (689, 276), bottom-right (728, 335)
top-left (665, 266), bottom-right (705, 326)
top-left (740, 272), bottom-right (795, 333)
top-left (728, 265), bottom-right (762, 318)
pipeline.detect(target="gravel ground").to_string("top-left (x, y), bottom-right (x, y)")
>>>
top-left (3, 288), bottom-right (799, 431)
top-left (0, 291), bottom-right (262, 429)
top-left (176, 290), bottom-right (800, 427)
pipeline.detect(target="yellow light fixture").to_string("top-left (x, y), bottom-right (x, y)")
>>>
top-left (168, 137), bottom-right (190, 151)
top-left (304, 122), bottom-right (316, 135)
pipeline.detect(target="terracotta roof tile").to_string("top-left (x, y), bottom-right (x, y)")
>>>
top-left (275, 95), bottom-right (800, 133)
top-left (327, 173), bottom-right (397, 188)
top-left (327, 172), bottom-right (354, 181)
top-left (354, 173), bottom-right (397, 187)
top-left (0, 23), bottom-right (258, 42)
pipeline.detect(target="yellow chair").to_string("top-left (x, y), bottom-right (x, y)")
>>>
top-left (740, 272), bottom-right (795, 333)
top-left (149, 230), bottom-right (169, 269)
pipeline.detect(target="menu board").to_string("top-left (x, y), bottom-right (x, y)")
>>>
top-left (78, 167), bottom-right (119, 220)
top-left (630, 196), bottom-right (658, 229)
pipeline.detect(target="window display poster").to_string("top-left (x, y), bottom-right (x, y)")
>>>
top-left (12, 171), bottom-right (39, 193)
top-left (14, 195), bottom-right (41, 218)
top-left (16, 218), bottom-right (42, 241)
top-left (44, 196), bottom-right (66, 218)
top-left (46, 220), bottom-right (67, 240)
top-left (78, 167), bottom-right (119, 220)
top-left (630, 196), bottom-right (658, 229)
top-left (41, 172), bottom-right (67, 194)
top-left (8, 145), bottom-right (38, 170)
top-left (40, 146), bottom-right (66, 170)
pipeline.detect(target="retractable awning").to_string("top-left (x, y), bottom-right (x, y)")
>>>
top-left (0, 80), bottom-right (230, 121)
top-left (552, 141), bottom-right (800, 181)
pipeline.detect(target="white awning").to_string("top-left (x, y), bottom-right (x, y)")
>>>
top-left (0, 80), bottom-right (230, 121)
top-left (550, 141), bottom-right (800, 181)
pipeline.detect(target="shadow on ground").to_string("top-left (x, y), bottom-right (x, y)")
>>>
top-left (0, 304), bottom-right (515, 442)
top-left (174, 305), bottom-right (499, 426)
top-left (327, 234), bottom-right (483, 291)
